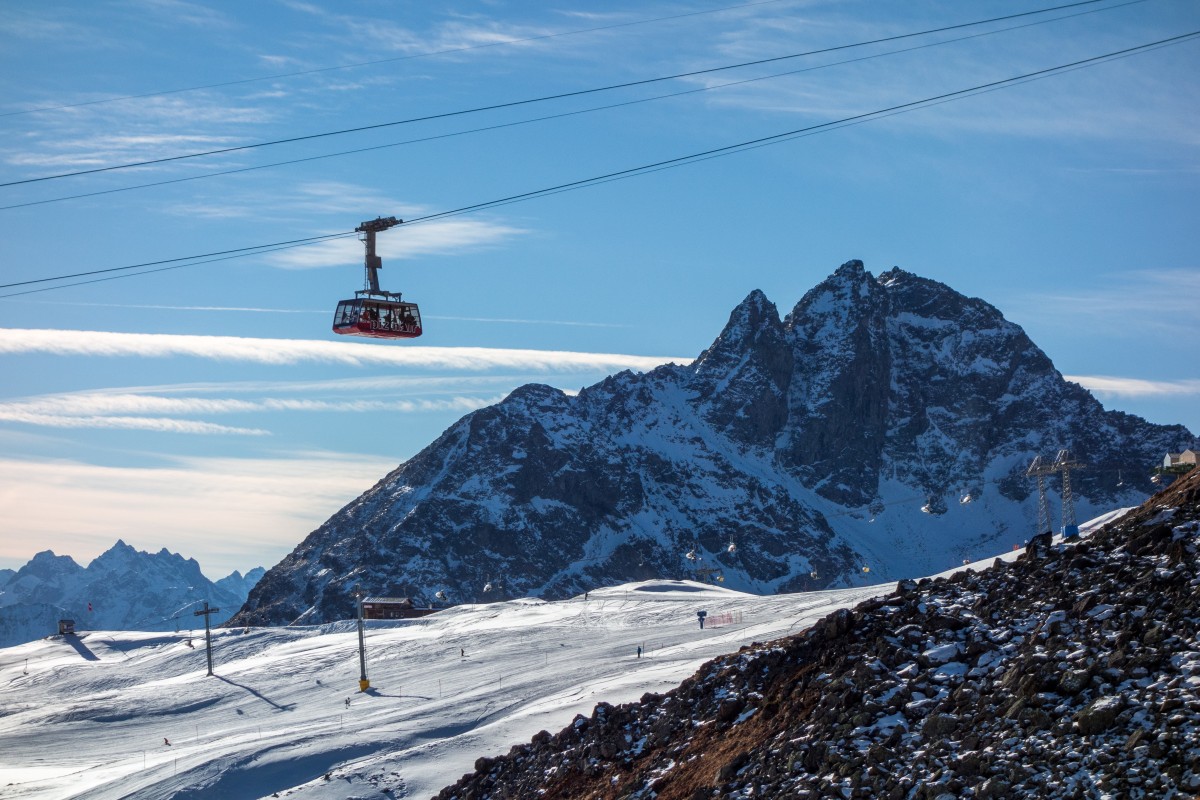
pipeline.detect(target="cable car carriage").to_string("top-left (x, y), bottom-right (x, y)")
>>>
top-left (333, 292), bottom-right (421, 339)
top-left (333, 216), bottom-right (422, 340)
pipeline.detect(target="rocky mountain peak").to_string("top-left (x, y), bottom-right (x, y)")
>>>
top-left (694, 290), bottom-right (782, 366)
top-left (0, 542), bottom-right (266, 647)
top-left (229, 261), bottom-right (1192, 627)
top-left (21, 550), bottom-right (83, 580)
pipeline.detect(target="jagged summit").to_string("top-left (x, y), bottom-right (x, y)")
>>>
top-left (230, 262), bottom-right (1192, 627)
top-left (0, 542), bottom-right (266, 648)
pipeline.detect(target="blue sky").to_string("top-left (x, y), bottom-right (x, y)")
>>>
top-left (1, 0), bottom-right (1197, 579)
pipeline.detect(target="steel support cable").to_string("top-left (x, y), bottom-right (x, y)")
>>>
top-left (0, 0), bottom-right (1147, 213)
top-left (1, 0), bottom-right (796, 119)
top-left (0, 239), bottom-right (354, 299)
top-left (396, 31), bottom-right (1200, 227)
top-left (409, 35), bottom-right (1197, 221)
top-left (0, 232), bottom-right (357, 290)
top-left (0, 0), bottom-right (1114, 188)
top-left (2, 30), bottom-right (1195, 300)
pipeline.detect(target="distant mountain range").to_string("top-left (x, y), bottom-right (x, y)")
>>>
top-left (231, 261), bottom-right (1193, 626)
top-left (0, 540), bottom-right (264, 648)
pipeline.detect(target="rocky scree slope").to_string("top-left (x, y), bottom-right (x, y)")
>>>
top-left (231, 261), bottom-right (1190, 626)
top-left (434, 469), bottom-right (1200, 800)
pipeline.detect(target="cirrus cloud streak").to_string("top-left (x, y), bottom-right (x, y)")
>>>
top-left (0, 328), bottom-right (686, 371)
top-left (1066, 375), bottom-right (1200, 398)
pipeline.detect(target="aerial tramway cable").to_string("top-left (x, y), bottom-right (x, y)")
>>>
top-left (0, 0), bottom-right (799, 119)
top-left (2, 29), bottom-right (1196, 300)
top-left (0, 0), bottom-right (1124, 188)
top-left (0, 0), bottom-right (1148, 213)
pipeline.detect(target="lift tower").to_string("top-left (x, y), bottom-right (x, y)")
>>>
top-left (1054, 449), bottom-right (1086, 539)
top-left (1026, 455), bottom-right (1056, 537)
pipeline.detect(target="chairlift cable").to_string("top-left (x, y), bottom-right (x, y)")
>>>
top-left (0, 0), bottom-right (1120, 188)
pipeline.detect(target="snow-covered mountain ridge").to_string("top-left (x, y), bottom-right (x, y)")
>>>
top-left (233, 261), bottom-right (1192, 626)
top-left (0, 541), bottom-right (264, 648)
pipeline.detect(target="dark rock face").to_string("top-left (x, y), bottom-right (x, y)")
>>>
top-left (229, 262), bottom-right (1192, 626)
top-left (432, 469), bottom-right (1200, 800)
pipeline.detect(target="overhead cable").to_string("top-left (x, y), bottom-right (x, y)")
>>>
top-left (0, 0), bottom-right (794, 119)
top-left (0, 0), bottom-right (1148, 213)
top-left (0, 0), bottom-right (1113, 188)
top-left (396, 32), bottom-right (1200, 225)
top-left (0, 232), bottom-right (356, 290)
top-left (3, 30), bottom-right (1195, 299)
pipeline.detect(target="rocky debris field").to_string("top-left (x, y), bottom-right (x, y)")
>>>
top-left (434, 469), bottom-right (1200, 799)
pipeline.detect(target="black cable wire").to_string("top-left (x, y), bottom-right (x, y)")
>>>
top-left (0, 239), bottom-right (351, 299)
top-left (398, 31), bottom-right (1200, 226)
top-left (0, 0), bottom-right (794, 119)
top-left (0, 0), bottom-right (1147, 213)
top-left (0, 0), bottom-right (1111, 188)
top-left (2, 30), bottom-right (1195, 300)
top-left (0, 232), bottom-right (356, 290)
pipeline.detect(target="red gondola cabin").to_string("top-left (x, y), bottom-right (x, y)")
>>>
top-left (333, 292), bottom-right (422, 339)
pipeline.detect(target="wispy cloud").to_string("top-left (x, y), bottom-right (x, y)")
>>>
top-left (0, 328), bottom-right (686, 371)
top-left (163, 181), bottom-right (526, 260)
top-left (125, 0), bottom-right (234, 30)
top-left (0, 392), bottom-right (498, 417)
top-left (264, 218), bottom-right (526, 268)
top-left (3, 93), bottom-right (275, 171)
top-left (5, 132), bottom-right (241, 170)
top-left (1066, 375), bottom-right (1200, 398)
top-left (684, 9), bottom-right (1200, 147)
top-left (0, 411), bottom-right (268, 435)
top-left (0, 390), bottom-right (498, 435)
top-left (1015, 268), bottom-right (1200, 336)
top-left (0, 452), bottom-right (400, 576)
top-left (114, 373), bottom-right (541, 396)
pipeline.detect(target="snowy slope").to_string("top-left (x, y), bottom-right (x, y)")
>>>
top-left (0, 581), bottom-right (887, 800)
